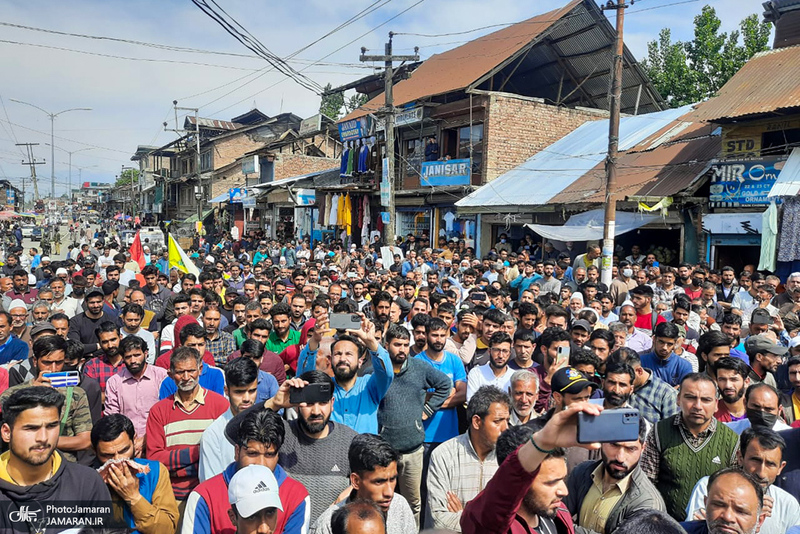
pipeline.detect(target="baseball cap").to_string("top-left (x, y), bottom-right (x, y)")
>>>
top-left (30, 323), bottom-right (57, 338)
top-left (27, 274), bottom-right (36, 286)
top-left (745, 334), bottom-right (788, 357)
top-left (750, 308), bottom-right (772, 325)
top-left (571, 319), bottom-right (592, 333)
top-left (551, 367), bottom-right (598, 395)
top-left (206, 255), bottom-right (215, 263)
top-left (85, 288), bottom-right (104, 300)
top-left (228, 464), bottom-right (283, 518)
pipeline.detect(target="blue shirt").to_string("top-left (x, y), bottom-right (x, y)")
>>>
top-left (0, 335), bottom-right (29, 365)
top-left (416, 350), bottom-right (467, 444)
top-left (509, 274), bottom-right (542, 296)
top-left (257, 370), bottom-right (278, 403)
top-left (297, 344), bottom-right (393, 434)
top-left (159, 363), bottom-right (225, 399)
top-left (639, 351), bottom-right (692, 387)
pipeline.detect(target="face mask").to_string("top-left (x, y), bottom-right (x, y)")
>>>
top-left (72, 286), bottom-right (85, 297)
top-left (500, 239), bottom-right (506, 243)
top-left (746, 409), bottom-right (777, 428)
top-left (692, 278), bottom-right (703, 287)
top-left (622, 269), bottom-right (633, 278)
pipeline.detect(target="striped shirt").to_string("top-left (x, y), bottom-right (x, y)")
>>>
top-left (426, 432), bottom-right (500, 531)
top-left (145, 387), bottom-right (229, 500)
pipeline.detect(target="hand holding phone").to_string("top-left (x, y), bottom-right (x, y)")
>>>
top-left (555, 345), bottom-right (570, 369)
top-left (41, 371), bottom-right (80, 388)
top-left (289, 382), bottom-right (333, 405)
top-left (577, 408), bottom-right (640, 444)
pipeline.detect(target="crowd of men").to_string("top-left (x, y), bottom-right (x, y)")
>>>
top-left (3, 229), bottom-right (800, 534)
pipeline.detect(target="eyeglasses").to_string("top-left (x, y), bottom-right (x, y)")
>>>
top-left (490, 348), bottom-right (511, 355)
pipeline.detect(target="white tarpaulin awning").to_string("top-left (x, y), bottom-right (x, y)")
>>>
top-left (525, 209), bottom-right (659, 242)
top-left (768, 147), bottom-right (800, 198)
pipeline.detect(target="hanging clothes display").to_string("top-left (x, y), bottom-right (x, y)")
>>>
top-left (779, 197), bottom-right (800, 262)
top-left (340, 148), bottom-right (349, 177)
top-left (343, 194), bottom-right (353, 236)
top-left (328, 194), bottom-right (339, 226)
top-left (337, 194), bottom-right (346, 226)
top-left (759, 201), bottom-right (778, 271)
top-left (361, 195), bottom-right (370, 245)
top-left (346, 144), bottom-right (356, 176)
top-left (358, 143), bottom-right (369, 173)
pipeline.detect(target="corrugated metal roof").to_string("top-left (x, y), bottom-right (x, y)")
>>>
top-left (343, 1), bottom-right (581, 120)
top-left (548, 129), bottom-right (719, 203)
top-left (186, 116), bottom-right (243, 131)
top-left (689, 45), bottom-right (800, 122)
top-left (768, 147), bottom-right (800, 197)
top-left (456, 104), bottom-right (694, 208)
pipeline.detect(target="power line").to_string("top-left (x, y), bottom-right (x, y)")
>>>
top-left (207, 0), bottom-right (427, 116)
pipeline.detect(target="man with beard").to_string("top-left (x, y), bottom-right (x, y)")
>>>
top-left (83, 321), bottom-right (124, 398)
top-left (416, 318), bottom-right (467, 456)
top-left (0, 335), bottom-right (94, 464)
top-left (296, 314), bottom-right (393, 434)
top-left (508, 370), bottom-right (539, 426)
top-left (370, 291), bottom-right (393, 333)
top-left (2, 269), bottom-right (38, 311)
top-left (377, 324), bottom-right (451, 526)
top-left (640, 322), bottom-right (692, 387)
top-left (686, 427), bottom-right (799, 534)
top-left (745, 335), bottom-right (785, 389)
top-left (0, 387), bottom-right (111, 531)
top-left (467, 332), bottom-right (513, 401)
top-left (91, 414), bottom-right (179, 534)
top-left (68, 288), bottom-right (114, 358)
top-left (261, 371), bottom-right (358, 524)
top-left (641, 373), bottom-right (740, 519)
top-left (532, 327), bottom-right (572, 414)
top-left (146, 346), bottom-right (229, 502)
top-left (713, 357), bottom-right (750, 423)
top-left (427, 386), bottom-right (510, 531)
top-left (564, 415), bottom-right (664, 534)
top-left (119, 303), bottom-right (157, 365)
top-left (409, 314), bottom-right (429, 357)
top-left (264, 303), bottom-right (300, 355)
top-left (680, 467), bottom-right (767, 534)
top-left (141, 265), bottom-right (173, 317)
top-left (104, 335), bottom-right (168, 457)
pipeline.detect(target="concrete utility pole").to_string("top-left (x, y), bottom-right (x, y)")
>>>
top-left (17, 143), bottom-right (44, 202)
top-left (360, 33), bottom-right (419, 244)
top-left (9, 99), bottom-right (91, 199)
top-left (600, 1), bottom-right (627, 287)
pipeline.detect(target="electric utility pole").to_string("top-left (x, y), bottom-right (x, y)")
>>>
top-left (360, 33), bottom-right (419, 244)
top-left (600, 1), bottom-right (627, 287)
top-left (166, 101), bottom-right (202, 223)
top-left (17, 143), bottom-right (44, 202)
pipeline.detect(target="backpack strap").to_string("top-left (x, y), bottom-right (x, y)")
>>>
top-left (60, 387), bottom-right (73, 436)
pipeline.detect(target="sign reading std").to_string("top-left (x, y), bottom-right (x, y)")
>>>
top-left (420, 159), bottom-right (471, 187)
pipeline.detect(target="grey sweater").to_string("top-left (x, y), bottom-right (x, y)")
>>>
top-left (378, 357), bottom-right (452, 453)
top-left (278, 419), bottom-right (358, 524)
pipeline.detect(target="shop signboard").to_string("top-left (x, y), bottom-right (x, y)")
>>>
top-left (6, 190), bottom-right (15, 206)
top-left (242, 193), bottom-right (256, 208)
top-left (295, 189), bottom-right (316, 206)
top-left (241, 155), bottom-right (259, 175)
top-left (709, 158), bottom-right (785, 206)
top-left (376, 107), bottom-right (423, 131)
top-left (338, 118), bottom-right (366, 142)
top-left (299, 114), bottom-right (322, 136)
top-left (380, 180), bottom-right (390, 207)
top-left (229, 188), bottom-right (245, 203)
top-left (420, 159), bottom-right (471, 187)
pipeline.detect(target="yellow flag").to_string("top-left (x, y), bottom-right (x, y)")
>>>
top-left (168, 234), bottom-right (200, 276)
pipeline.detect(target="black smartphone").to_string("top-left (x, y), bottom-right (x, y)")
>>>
top-left (577, 408), bottom-right (640, 444)
top-left (471, 292), bottom-right (486, 301)
top-left (289, 383), bottom-right (333, 405)
top-left (329, 313), bottom-right (361, 330)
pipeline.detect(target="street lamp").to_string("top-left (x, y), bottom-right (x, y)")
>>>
top-left (10, 99), bottom-right (91, 199)
top-left (47, 144), bottom-right (93, 202)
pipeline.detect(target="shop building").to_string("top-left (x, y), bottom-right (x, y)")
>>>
top-left (338, 0), bottom-right (664, 249)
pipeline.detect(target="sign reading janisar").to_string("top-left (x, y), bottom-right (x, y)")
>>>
top-left (420, 159), bottom-right (471, 187)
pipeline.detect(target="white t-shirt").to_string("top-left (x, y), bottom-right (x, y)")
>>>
top-left (466, 363), bottom-right (512, 401)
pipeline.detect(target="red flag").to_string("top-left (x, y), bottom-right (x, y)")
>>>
top-left (130, 231), bottom-right (145, 270)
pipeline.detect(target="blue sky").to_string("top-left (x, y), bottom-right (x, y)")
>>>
top-left (0, 0), bottom-right (768, 195)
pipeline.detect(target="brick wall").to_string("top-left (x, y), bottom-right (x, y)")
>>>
top-left (211, 133), bottom-right (263, 171)
top-left (210, 154), bottom-right (338, 198)
top-left (483, 93), bottom-right (607, 182)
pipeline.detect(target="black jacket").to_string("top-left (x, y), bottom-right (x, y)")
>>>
top-left (0, 452), bottom-right (112, 533)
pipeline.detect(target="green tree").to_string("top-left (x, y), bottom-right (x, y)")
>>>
top-left (319, 83), bottom-right (345, 119)
top-left (115, 169), bottom-right (138, 187)
top-left (344, 93), bottom-right (368, 114)
top-left (641, 6), bottom-right (771, 107)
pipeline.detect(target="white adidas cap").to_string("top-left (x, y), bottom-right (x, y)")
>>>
top-left (228, 464), bottom-right (283, 518)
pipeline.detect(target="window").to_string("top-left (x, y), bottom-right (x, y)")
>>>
top-left (762, 128), bottom-right (800, 156)
top-left (459, 124), bottom-right (483, 174)
top-left (200, 151), bottom-right (212, 171)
